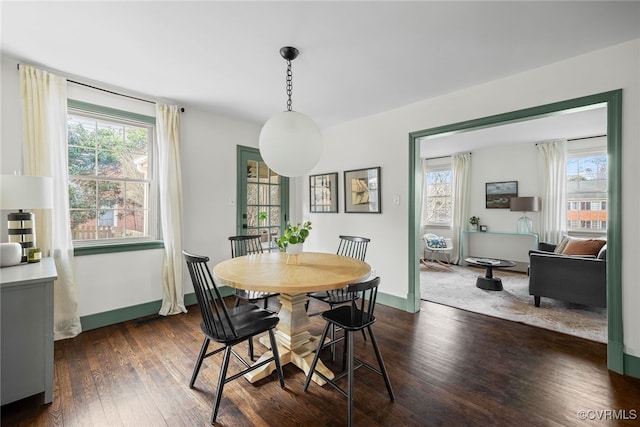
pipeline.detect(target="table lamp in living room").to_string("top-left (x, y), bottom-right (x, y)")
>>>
top-left (510, 196), bottom-right (541, 234)
top-left (0, 174), bottom-right (53, 265)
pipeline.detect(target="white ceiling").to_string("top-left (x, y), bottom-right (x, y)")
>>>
top-left (420, 105), bottom-right (608, 157)
top-left (1, 1), bottom-right (639, 131)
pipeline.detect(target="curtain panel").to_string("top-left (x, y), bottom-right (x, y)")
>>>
top-left (451, 153), bottom-right (471, 264)
top-left (537, 140), bottom-right (568, 243)
top-left (20, 65), bottom-right (82, 340)
top-left (157, 104), bottom-right (186, 316)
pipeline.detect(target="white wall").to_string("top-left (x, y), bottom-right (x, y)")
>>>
top-left (0, 55), bottom-right (263, 316)
top-left (301, 39), bottom-right (640, 357)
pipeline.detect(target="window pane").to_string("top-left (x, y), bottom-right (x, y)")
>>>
top-left (424, 169), bottom-right (452, 224)
top-left (270, 185), bottom-right (280, 205)
top-left (247, 183), bottom-right (258, 204)
top-left (68, 107), bottom-right (155, 244)
top-left (566, 153), bottom-right (607, 232)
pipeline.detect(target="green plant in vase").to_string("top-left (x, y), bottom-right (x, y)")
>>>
top-left (469, 216), bottom-right (480, 230)
top-left (276, 221), bottom-right (312, 252)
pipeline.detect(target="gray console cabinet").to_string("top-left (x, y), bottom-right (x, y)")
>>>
top-left (1, 257), bottom-right (57, 405)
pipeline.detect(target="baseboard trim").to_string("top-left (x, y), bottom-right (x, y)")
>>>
top-left (624, 352), bottom-right (640, 379)
top-left (79, 287), bottom-right (234, 331)
top-left (377, 292), bottom-right (409, 311)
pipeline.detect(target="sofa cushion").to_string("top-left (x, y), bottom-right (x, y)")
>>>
top-left (554, 236), bottom-right (571, 254)
top-left (562, 238), bottom-right (607, 256)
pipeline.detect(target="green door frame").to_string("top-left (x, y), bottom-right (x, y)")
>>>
top-left (408, 90), bottom-right (624, 373)
top-left (236, 145), bottom-right (290, 240)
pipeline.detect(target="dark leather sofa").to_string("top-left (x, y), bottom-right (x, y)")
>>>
top-left (528, 242), bottom-right (606, 308)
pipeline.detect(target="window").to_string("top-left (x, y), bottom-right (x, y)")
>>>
top-left (566, 150), bottom-right (607, 233)
top-left (67, 101), bottom-right (158, 245)
top-left (424, 167), bottom-right (452, 225)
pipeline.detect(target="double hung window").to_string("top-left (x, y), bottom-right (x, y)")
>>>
top-left (67, 101), bottom-right (158, 245)
top-left (423, 165), bottom-right (452, 226)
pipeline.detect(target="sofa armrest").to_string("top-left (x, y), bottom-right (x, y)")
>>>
top-left (528, 253), bottom-right (606, 307)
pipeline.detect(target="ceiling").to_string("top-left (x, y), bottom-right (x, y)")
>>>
top-left (1, 1), bottom-right (639, 130)
top-left (420, 104), bottom-right (608, 157)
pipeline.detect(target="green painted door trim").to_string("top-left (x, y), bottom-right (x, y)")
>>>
top-left (236, 145), bottom-right (290, 237)
top-left (408, 90), bottom-right (625, 374)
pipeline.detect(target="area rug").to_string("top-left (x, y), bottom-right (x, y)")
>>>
top-left (420, 261), bottom-right (607, 343)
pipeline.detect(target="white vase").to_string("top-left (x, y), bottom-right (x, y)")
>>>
top-left (0, 242), bottom-right (23, 267)
top-left (286, 243), bottom-right (303, 255)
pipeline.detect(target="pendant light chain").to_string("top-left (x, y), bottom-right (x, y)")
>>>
top-left (286, 59), bottom-right (293, 111)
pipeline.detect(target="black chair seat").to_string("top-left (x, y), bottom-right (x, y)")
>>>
top-left (322, 306), bottom-right (376, 331)
top-left (200, 305), bottom-right (279, 344)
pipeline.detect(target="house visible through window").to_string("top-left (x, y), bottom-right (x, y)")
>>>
top-left (67, 101), bottom-right (158, 244)
top-left (566, 147), bottom-right (607, 233)
top-left (424, 167), bottom-right (452, 225)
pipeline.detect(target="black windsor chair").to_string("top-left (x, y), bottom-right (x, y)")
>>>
top-left (303, 276), bottom-right (395, 427)
top-left (228, 234), bottom-right (280, 360)
top-left (183, 251), bottom-right (285, 424)
top-left (307, 235), bottom-right (371, 359)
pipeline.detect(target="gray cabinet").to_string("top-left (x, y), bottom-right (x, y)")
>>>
top-left (1, 257), bottom-right (57, 405)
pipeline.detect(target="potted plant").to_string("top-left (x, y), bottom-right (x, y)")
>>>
top-left (276, 221), bottom-right (312, 254)
top-left (258, 211), bottom-right (268, 242)
top-left (469, 216), bottom-right (480, 230)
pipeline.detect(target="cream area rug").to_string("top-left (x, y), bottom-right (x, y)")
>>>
top-left (420, 261), bottom-right (607, 343)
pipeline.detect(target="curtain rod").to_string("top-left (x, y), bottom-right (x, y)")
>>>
top-left (536, 134), bottom-right (606, 145)
top-left (425, 153), bottom-right (472, 161)
top-left (17, 63), bottom-right (184, 112)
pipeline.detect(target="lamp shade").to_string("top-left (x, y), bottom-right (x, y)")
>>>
top-left (259, 110), bottom-right (323, 177)
top-left (0, 175), bottom-right (54, 210)
top-left (510, 196), bottom-right (541, 212)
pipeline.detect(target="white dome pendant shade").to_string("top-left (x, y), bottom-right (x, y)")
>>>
top-left (259, 110), bottom-right (322, 177)
top-left (259, 46), bottom-right (322, 177)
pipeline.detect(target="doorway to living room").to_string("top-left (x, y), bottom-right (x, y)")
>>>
top-left (407, 91), bottom-right (623, 373)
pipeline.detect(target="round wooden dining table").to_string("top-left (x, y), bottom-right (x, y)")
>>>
top-left (212, 251), bottom-right (371, 384)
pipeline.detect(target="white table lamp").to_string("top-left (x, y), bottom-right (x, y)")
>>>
top-left (510, 196), bottom-right (541, 234)
top-left (0, 174), bottom-right (53, 264)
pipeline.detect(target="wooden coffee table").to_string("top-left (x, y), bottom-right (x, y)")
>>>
top-left (464, 257), bottom-right (516, 291)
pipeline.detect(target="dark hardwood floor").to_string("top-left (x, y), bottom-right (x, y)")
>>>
top-left (2, 298), bottom-right (640, 426)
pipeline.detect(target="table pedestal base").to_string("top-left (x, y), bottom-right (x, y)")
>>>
top-left (243, 293), bottom-right (334, 385)
top-left (475, 276), bottom-right (503, 291)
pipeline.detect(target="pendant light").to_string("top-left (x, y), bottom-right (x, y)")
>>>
top-left (259, 46), bottom-right (322, 177)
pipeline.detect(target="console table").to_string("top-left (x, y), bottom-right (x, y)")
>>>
top-left (1, 257), bottom-right (57, 405)
top-left (462, 231), bottom-right (538, 273)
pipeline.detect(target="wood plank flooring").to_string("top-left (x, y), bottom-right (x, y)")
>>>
top-left (2, 298), bottom-right (640, 426)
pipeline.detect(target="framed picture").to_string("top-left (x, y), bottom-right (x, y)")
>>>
top-left (309, 172), bottom-right (338, 213)
top-left (486, 181), bottom-right (518, 209)
top-left (344, 167), bottom-right (381, 213)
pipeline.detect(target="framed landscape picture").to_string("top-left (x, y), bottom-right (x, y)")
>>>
top-left (309, 172), bottom-right (338, 213)
top-left (344, 167), bottom-right (381, 213)
top-left (486, 181), bottom-right (518, 209)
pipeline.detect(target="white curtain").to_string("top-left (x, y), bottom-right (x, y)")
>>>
top-left (537, 140), bottom-right (567, 243)
top-left (419, 158), bottom-right (429, 232)
top-left (157, 104), bottom-right (186, 316)
top-left (451, 153), bottom-right (471, 264)
top-left (20, 65), bottom-right (82, 340)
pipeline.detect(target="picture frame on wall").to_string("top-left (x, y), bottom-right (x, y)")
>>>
top-left (309, 172), bottom-right (339, 213)
top-left (486, 181), bottom-right (518, 209)
top-left (344, 167), bottom-right (381, 213)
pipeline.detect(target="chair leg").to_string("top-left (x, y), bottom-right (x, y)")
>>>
top-left (268, 329), bottom-right (285, 388)
top-left (248, 337), bottom-right (255, 361)
top-left (190, 338), bottom-right (210, 388)
top-left (347, 330), bottom-right (354, 427)
top-left (330, 323), bottom-right (337, 361)
top-left (234, 297), bottom-right (241, 307)
top-left (303, 322), bottom-right (331, 392)
top-left (211, 345), bottom-right (232, 424)
top-left (367, 326), bottom-right (395, 401)
top-left (263, 297), bottom-right (268, 310)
